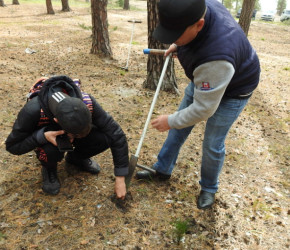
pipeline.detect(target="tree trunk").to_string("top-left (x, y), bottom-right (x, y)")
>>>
top-left (277, 0), bottom-right (286, 16)
top-left (0, 0), bottom-right (6, 7)
top-left (238, 0), bottom-right (256, 36)
top-left (46, 0), bottom-right (55, 14)
top-left (61, 0), bottom-right (71, 12)
top-left (91, 0), bottom-right (112, 57)
top-left (123, 0), bottom-right (130, 10)
top-left (143, 0), bottom-right (178, 93)
top-left (235, 0), bottom-right (239, 12)
top-left (12, 0), bottom-right (19, 5)
top-left (123, 0), bottom-right (129, 10)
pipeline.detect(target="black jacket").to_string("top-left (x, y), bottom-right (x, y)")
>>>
top-left (5, 76), bottom-right (129, 176)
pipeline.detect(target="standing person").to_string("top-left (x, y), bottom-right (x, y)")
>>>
top-left (6, 75), bottom-right (129, 198)
top-left (136, 0), bottom-right (260, 209)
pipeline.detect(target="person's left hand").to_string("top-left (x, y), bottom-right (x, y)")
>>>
top-left (151, 115), bottom-right (170, 132)
top-left (115, 176), bottom-right (126, 200)
top-left (44, 130), bottom-right (65, 146)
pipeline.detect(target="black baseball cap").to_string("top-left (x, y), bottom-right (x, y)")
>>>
top-left (48, 92), bottom-right (92, 137)
top-left (153, 0), bottom-right (206, 44)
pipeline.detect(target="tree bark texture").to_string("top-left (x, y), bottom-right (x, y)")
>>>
top-left (12, 0), bottom-right (19, 5)
top-left (0, 0), bottom-right (5, 7)
top-left (46, 0), bottom-right (55, 14)
top-left (277, 0), bottom-right (286, 15)
top-left (91, 0), bottom-right (112, 57)
top-left (61, 0), bottom-right (71, 12)
top-left (143, 0), bottom-right (177, 93)
top-left (238, 0), bottom-right (256, 36)
top-left (123, 0), bottom-right (129, 10)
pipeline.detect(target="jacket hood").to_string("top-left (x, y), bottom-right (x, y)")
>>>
top-left (38, 75), bottom-right (83, 120)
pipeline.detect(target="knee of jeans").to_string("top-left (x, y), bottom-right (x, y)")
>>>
top-left (203, 138), bottom-right (225, 154)
top-left (169, 128), bottom-right (190, 144)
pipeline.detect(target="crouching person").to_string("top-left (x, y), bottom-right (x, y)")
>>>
top-left (5, 75), bottom-right (129, 198)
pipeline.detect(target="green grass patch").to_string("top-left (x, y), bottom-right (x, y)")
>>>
top-left (41, 20), bottom-right (61, 25)
top-left (78, 23), bottom-right (92, 30)
top-left (171, 219), bottom-right (189, 244)
top-left (0, 232), bottom-right (7, 241)
top-left (4, 42), bottom-right (16, 48)
top-left (281, 19), bottom-right (290, 25)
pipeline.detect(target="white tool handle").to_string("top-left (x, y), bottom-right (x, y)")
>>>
top-left (124, 22), bottom-right (135, 69)
top-left (135, 55), bottom-right (171, 157)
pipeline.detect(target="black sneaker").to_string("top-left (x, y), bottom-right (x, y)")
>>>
top-left (41, 166), bottom-right (61, 195)
top-left (135, 169), bottom-right (171, 181)
top-left (65, 154), bottom-right (100, 175)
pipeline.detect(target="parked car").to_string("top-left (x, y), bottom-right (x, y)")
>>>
top-left (236, 8), bottom-right (257, 19)
top-left (261, 10), bottom-right (275, 21)
top-left (280, 9), bottom-right (290, 22)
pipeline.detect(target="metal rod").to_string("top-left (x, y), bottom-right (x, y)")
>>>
top-left (136, 164), bottom-right (156, 173)
top-left (128, 20), bottom-right (142, 23)
top-left (135, 55), bottom-right (171, 157)
top-left (143, 48), bottom-right (177, 56)
top-left (123, 21), bottom-right (135, 70)
top-left (143, 49), bottom-right (166, 55)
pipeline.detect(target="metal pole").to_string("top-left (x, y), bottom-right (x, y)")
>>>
top-left (135, 55), bottom-right (171, 157)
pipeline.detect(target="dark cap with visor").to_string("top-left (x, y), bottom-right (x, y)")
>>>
top-left (153, 0), bottom-right (206, 44)
top-left (48, 92), bottom-right (92, 137)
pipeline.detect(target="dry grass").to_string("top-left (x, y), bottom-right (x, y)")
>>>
top-left (0, 1), bottom-right (289, 249)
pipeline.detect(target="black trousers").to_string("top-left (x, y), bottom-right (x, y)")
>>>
top-left (36, 128), bottom-right (111, 168)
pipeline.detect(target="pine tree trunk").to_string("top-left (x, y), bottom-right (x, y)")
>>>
top-left (61, 0), bottom-right (71, 12)
top-left (143, 0), bottom-right (178, 93)
top-left (123, 0), bottom-right (129, 10)
top-left (46, 0), bottom-right (55, 14)
top-left (91, 0), bottom-right (112, 57)
top-left (238, 0), bottom-right (255, 36)
top-left (12, 0), bottom-right (19, 5)
top-left (0, 0), bottom-right (6, 7)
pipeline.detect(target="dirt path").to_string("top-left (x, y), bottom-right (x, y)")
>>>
top-left (0, 2), bottom-right (289, 249)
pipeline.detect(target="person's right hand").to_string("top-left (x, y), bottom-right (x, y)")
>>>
top-left (164, 43), bottom-right (178, 57)
top-left (44, 130), bottom-right (65, 146)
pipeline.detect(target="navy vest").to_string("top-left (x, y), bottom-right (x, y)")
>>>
top-left (177, 0), bottom-right (260, 97)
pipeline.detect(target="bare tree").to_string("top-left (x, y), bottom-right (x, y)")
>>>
top-left (277, 0), bottom-right (286, 15)
top-left (223, 0), bottom-right (233, 12)
top-left (46, 0), bottom-right (55, 14)
top-left (143, 0), bottom-right (178, 93)
top-left (0, 0), bottom-right (19, 5)
top-left (238, 0), bottom-right (256, 36)
top-left (46, 0), bottom-right (71, 14)
top-left (61, 0), bottom-right (71, 12)
top-left (123, 0), bottom-right (129, 10)
top-left (91, 0), bottom-right (112, 57)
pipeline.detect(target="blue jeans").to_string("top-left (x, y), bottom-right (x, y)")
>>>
top-left (153, 82), bottom-right (250, 193)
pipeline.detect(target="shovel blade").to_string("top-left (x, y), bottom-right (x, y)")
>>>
top-left (125, 155), bottom-right (138, 189)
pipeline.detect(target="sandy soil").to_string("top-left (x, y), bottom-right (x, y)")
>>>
top-left (0, 1), bottom-right (289, 249)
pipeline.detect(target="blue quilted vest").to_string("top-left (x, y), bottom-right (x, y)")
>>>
top-left (177, 0), bottom-right (260, 97)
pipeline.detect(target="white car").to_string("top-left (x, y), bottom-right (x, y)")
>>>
top-left (261, 10), bottom-right (275, 21)
top-left (280, 9), bottom-right (290, 22)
